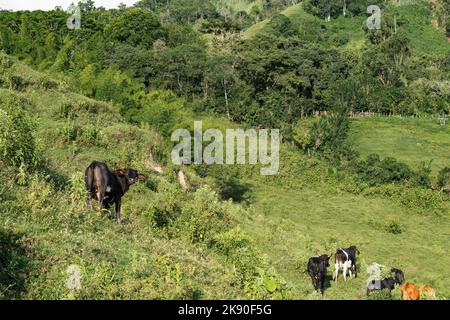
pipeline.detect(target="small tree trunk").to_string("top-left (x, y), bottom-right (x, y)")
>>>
top-left (224, 79), bottom-right (230, 120)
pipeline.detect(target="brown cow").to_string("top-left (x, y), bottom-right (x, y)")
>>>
top-left (401, 283), bottom-right (420, 300)
top-left (85, 161), bottom-right (146, 222)
top-left (419, 285), bottom-right (436, 299)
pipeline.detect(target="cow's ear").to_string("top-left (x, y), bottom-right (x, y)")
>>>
top-left (116, 169), bottom-right (126, 177)
top-left (138, 173), bottom-right (146, 181)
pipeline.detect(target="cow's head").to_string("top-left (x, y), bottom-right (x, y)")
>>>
top-left (319, 254), bottom-right (331, 267)
top-left (349, 246), bottom-right (360, 255)
top-left (116, 168), bottom-right (146, 185)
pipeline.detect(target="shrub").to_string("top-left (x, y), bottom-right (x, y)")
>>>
top-left (243, 271), bottom-right (294, 299)
top-left (0, 52), bottom-right (13, 86)
top-left (362, 183), bottom-right (445, 211)
top-left (292, 110), bottom-right (356, 163)
top-left (212, 167), bottom-right (252, 203)
top-left (25, 174), bottom-right (54, 215)
top-left (412, 161), bottom-right (432, 188)
top-left (56, 99), bottom-right (111, 121)
top-left (69, 172), bottom-right (87, 209)
top-left (4, 73), bottom-right (26, 90)
top-left (212, 226), bottom-right (261, 277)
top-left (367, 288), bottom-right (393, 300)
top-left (57, 101), bottom-right (76, 120)
top-left (126, 90), bottom-right (191, 137)
top-left (385, 219), bottom-right (403, 234)
top-left (148, 180), bottom-right (183, 229)
top-left (177, 186), bottom-right (228, 244)
top-left (354, 154), bottom-right (413, 185)
top-left (437, 167), bottom-right (450, 193)
top-left (37, 74), bottom-right (58, 90)
top-left (78, 125), bottom-right (103, 147)
top-left (0, 93), bottom-right (39, 170)
top-left (58, 122), bottom-right (81, 143)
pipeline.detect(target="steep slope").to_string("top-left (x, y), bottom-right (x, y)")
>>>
top-left (0, 54), bottom-right (290, 299)
top-left (243, 2), bottom-right (450, 54)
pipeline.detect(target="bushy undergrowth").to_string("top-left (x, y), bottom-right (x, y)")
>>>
top-left (0, 92), bottom-right (39, 170)
top-left (0, 59), bottom-right (292, 299)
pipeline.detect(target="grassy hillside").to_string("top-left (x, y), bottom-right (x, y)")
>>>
top-left (2, 54), bottom-right (450, 300)
top-left (243, 2), bottom-right (449, 54)
top-left (1, 0), bottom-right (449, 300)
top-left (237, 144), bottom-right (450, 299)
top-left (244, 4), bottom-right (368, 50)
top-left (349, 117), bottom-right (450, 173)
top-left (243, 4), bottom-right (303, 39)
top-left (0, 56), bottom-right (291, 300)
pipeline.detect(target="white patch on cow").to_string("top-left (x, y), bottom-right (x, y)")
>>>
top-left (106, 186), bottom-right (111, 192)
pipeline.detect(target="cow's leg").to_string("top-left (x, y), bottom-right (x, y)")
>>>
top-left (87, 193), bottom-right (93, 209)
top-left (115, 198), bottom-right (122, 223)
top-left (311, 275), bottom-right (319, 292)
top-left (309, 273), bottom-right (315, 289)
top-left (97, 187), bottom-right (105, 210)
top-left (353, 264), bottom-right (358, 278)
top-left (343, 263), bottom-right (348, 281)
top-left (348, 262), bottom-right (354, 278)
top-left (333, 263), bottom-right (339, 282)
top-left (320, 274), bottom-right (325, 295)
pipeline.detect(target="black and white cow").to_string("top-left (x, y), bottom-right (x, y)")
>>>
top-left (307, 254), bottom-right (331, 295)
top-left (332, 246), bottom-right (359, 282)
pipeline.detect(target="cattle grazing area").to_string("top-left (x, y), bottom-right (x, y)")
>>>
top-left (0, 51), bottom-right (449, 300)
top-left (1, 0), bottom-right (450, 300)
top-left (1, 60), bottom-right (285, 299)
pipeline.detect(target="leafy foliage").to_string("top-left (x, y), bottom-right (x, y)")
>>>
top-left (0, 93), bottom-right (38, 170)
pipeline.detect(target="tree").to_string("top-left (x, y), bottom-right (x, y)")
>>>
top-left (104, 8), bottom-right (164, 48)
top-left (204, 55), bottom-right (239, 119)
top-left (364, 31), bottom-right (410, 87)
top-left (0, 26), bottom-right (14, 54)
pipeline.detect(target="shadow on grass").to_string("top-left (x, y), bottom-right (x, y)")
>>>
top-left (0, 229), bottom-right (33, 300)
top-left (323, 274), bottom-right (333, 293)
top-left (216, 175), bottom-right (252, 204)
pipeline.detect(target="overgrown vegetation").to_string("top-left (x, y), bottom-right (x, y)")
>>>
top-left (0, 0), bottom-right (449, 300)
top-left (0, 58), bottom-right (293, 299)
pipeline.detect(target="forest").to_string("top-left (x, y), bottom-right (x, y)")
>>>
top-left (0, 0), bottom-right (449, 300)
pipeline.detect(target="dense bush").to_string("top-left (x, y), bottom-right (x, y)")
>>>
top-left (353, 154), bottom-right (413, 185)
top-left (367, 288), bottom-right (394, 300)
top-left (0, 93), bottom-right (39, 170)
top-left (292, 110), bottom-right (356, 163)
top-left (437, 167), bottom-right (450, 193)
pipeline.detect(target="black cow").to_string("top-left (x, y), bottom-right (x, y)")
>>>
top-left (391, 268), bottom-right (405, 285)
top-left (333, 246), bottom-right (360, 282)
top-left (307, 254), bottom-right (331, 295)
top-left (85, 161), bottom-right (146, 222)
top-left (366, 268), bottom-right (405, 296)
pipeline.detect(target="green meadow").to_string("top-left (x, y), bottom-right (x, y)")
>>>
top-left (349, 117), bottom-right (450, 173)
